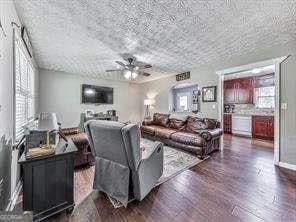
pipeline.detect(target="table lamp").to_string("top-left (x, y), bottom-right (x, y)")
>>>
top-left (144, 99), bottom-right (155, 119)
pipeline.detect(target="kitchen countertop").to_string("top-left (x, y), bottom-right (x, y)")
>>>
top-left (224, 113), bottom-right (274, 116)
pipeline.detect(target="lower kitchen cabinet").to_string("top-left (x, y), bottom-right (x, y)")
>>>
top-left (223, 114), bottom-right (232, 134)
top-left (252, 115), bottom-right (274, 140)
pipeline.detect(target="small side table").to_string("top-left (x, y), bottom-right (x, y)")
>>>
top-left (18, 139), bottom-right (77, 221)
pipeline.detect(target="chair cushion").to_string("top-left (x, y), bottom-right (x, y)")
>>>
top-left (171, 131), bottom-right (206, 147)
top-left (140, 125), bottom-right (158, 135)
top-left (186, 116), bottom-right (208, 133)
top-left (153, 113), bottom-right (170, 127)
top-left (155, 127), bottom-right (178, 139)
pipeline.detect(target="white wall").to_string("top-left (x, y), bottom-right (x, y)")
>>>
top-left (140, 40), bottom-right (296, 166)
top-left (139, 68), bottom-right (219, 120)
top-left (38, 69), bottom-right (142, 128)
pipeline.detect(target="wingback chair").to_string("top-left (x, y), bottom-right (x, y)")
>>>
top-left (85, 120), bottom-right (163, 206)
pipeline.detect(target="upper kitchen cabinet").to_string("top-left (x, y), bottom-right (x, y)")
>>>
top-left (224, 80), bottom-right (236, 103)
top-left (224, 77), bottom-right (254, 104)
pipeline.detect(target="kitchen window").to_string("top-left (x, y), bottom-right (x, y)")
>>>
top-left (255, 86), bottom-right (275, 109)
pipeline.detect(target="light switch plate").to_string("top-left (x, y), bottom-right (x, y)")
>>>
top-left (281, 103), bottom-right (288, 110)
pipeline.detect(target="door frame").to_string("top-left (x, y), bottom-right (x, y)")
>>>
top-left (216, 56), bottom-right (288, 166)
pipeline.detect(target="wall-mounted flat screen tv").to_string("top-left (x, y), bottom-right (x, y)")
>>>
top-left (81, 84), bottom-right (113, 104)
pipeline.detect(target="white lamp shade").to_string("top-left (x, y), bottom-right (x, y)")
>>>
top-left (38, 113), bottom-right (59, 131)
top-left (144, 99), bottom-right (155, 106)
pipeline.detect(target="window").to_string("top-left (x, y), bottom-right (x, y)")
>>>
top-left (255, 86), bottom-right (275, 109)
top-left (177, 94), bottom-right (189, 111)
top-left (14, 37), bottom-right (36, 141)
top-left (170, 84), bottom-right (199, 112)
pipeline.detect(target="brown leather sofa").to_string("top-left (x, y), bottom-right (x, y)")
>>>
top-left (140, 113), bottom-right (223, 158)
top-left (61, 127), bottom-right (95, 167)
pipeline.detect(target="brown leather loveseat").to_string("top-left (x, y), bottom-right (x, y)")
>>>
top-left (61, 127), bottom-right (95, 167)
top-left (140, 113), bottom-right (223, 158)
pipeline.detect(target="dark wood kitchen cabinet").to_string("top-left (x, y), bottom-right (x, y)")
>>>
top-left (224, 77), bottom-right (254, 104)
top-left (224, 80), bottom-right (236, 103)
top-left (252, 115), bottom-right (274, 140)
top-left (223, 114), bottom-right (232, 134)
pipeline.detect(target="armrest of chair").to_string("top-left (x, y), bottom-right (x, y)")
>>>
top-left (199, 128), bottom-right (223, 141)
top-left (142, 141), bottom-right (163, 161)
top-left (134, 142), bottom-right (164, 201)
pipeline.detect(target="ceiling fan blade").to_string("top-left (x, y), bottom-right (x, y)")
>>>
top-left (140, 72), bottom-right (152, 77)
top-left (105, 69), bottom-right (121, 72)
top-left (115, 61), bottom-right (126, 67)
top-left (137, 64), bottom-right (152, 69)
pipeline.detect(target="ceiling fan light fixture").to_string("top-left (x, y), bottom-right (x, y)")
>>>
top-left (124, 70), bottom-right (138, 80)
top-left (124, 70), bottom-right (132, 79)
top-left (132, 72), bottom-right (138, 79)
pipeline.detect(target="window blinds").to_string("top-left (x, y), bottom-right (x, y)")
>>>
top-left (14, 38), bottom-right (35, 141)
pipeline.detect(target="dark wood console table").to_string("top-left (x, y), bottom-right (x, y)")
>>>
top-left (18, 139), bottom-right (77, 221)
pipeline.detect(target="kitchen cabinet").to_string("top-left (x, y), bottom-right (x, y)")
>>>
top-left (252, 115), bottom-right (274, 140)
top-left (224, 80), bottom-right (236, 103)
top-left (223, 114), bottom-right (232, 134)
top-left (224, 77), bottom-right (254, 104)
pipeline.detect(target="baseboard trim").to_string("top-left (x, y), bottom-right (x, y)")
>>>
top-left (278, 162), bottom-right (296, 171)
top-left (6, 180), bottom-right (22, 211)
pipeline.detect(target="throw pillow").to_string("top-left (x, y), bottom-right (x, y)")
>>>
top-left (186, 116), bottom-right (208, 133)
top-left (153, 113), bottom-right (170, 127)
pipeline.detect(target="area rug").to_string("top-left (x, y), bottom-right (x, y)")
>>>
top-left (107, 138), bottom-right (208, 208)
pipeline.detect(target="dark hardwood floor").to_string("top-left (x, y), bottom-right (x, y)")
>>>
top-left (48, 135), bottom-right (296, 222)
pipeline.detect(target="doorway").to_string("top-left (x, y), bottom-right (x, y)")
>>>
top-left (217, 57), bottom-right (288, 166)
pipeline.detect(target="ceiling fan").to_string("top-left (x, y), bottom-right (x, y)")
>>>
top-left (106, 54), bottom-right (152, 80)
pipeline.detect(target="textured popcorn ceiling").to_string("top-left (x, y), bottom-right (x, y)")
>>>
top-left (14, 0), bottom-right (296, 83)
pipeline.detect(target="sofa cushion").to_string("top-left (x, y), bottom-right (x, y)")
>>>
top-left (155, 127), bottom-right (178, 139)
top-left (171, 131), bottom-right (206, 147)
top-left (186, 116), bottom-right (208, 133)
top-left (153, 113), bottom-right (170, 127)
top-left (168, 116), bottom-right (187, 129)
top-left (140, 125), bottom-right (158, 135)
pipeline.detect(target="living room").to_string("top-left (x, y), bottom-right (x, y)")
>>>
top-left (1, 1), bottom-right (296, 221)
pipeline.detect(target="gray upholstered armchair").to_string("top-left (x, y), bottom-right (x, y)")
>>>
top-left (85, 120), bottom-right (163, 206)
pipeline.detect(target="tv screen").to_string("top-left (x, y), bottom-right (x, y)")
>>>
top-left (81, 84), bottom-right (113, 104)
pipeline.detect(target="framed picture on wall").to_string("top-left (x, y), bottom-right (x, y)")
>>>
top-left (202, 86), bottom-right (217, 102)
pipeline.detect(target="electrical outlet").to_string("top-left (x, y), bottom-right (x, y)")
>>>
top-left (281, 103), bottom-right (288, 110)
